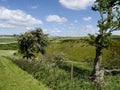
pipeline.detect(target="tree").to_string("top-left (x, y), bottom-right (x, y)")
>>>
top-left (30, 28), bottom-right (48, 54)
top-left (18, 28), bottom-right (48, 59)
top-left (89, 0), bottom-right (120, 85)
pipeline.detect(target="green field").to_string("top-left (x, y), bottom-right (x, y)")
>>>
top-left (0, 50), bottom-right (50, 90)
top-left (0, 36), bottom-right (17, 44)
top-left (111, 35), bottom-right (120, 41)
top-left (0, 36), bottom-right (18, 50)
top-left (0, 36), bottom-right (120, 90)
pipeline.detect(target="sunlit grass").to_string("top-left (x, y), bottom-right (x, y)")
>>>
top-left (46, 40), bottom-right (110, 62)
top-left (0, 50), bottom-right (50, 90)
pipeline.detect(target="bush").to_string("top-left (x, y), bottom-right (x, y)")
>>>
top-left (6, 55), bottom-right (96, 90)
top-left (6, 54), bottom-right (120, 90)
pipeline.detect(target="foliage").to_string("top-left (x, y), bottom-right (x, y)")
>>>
top-left (88, 33), bottom-right (111, 49)
top-left (30, 28), bottom-right (49, 54)
top-left (89, 0), bottom-right (120, 83)
top-left (18, 28), bottom-right (49, 59)
top-left (6, 53), bottom-right (120, 90)
top-left (8, 55), bottom-right (97, 90)
top-left (90, 0), bottom-right (120, 49)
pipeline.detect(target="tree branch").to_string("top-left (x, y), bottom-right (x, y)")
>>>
top-left (105, 69), bottom-right (120, 74)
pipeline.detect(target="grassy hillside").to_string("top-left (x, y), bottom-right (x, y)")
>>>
top-left (46, 37), bottom-right (110, 62)
top-left (111, 35), bottom-right (120, 41)
top-left (0, 36), bottom-right (120, 90)
top-left (46, 37), bottom-right (120, 69)
top-left (0, 50), bottom-right (50, 90)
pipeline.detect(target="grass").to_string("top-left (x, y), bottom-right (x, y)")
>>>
top-left (7, 55), bottom-right (96, 90)
top-left (0, 36), bottom-right (120, 90)
top-left (46, 39), bottom-right (110, 63)
top-left (0, 50), bottom-right (16, 56)
top-left (0, 43), bottom-right (18, 50)
top-left (111, 35), bottom-right (120, 41)
top-left (7, 52), bottom-right (120, 90)
top-left (0, 50), bottom-right (50, 90)
top-left (104, 75), bottom-right (120, 90)
top-left (0, 36), bottom-right (17, 43)
top-left (0, 36), bottom-right (18, 50)
top-left (46, 41), bottom-right (94, 61)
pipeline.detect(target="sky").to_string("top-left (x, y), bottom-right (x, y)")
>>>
top-left (0, 0), bottom-right (120, 36)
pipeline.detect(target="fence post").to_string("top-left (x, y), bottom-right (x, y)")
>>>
top-left (71, 62), bottom-right (73, 80)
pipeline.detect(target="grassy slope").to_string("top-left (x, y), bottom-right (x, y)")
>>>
top-left (46, 38), bottom-right (120, 90)
top-left (46, 40), bottom-right (110, 63)
top-left (0, 50), bottom-right (49, 90)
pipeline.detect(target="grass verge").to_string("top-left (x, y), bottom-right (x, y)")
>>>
top-left (0, 50), bottom-right (50, 90)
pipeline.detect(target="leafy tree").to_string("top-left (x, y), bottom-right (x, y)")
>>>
top-left (30, 28), bottom-right (48, 54)
top-left (89, 0), bottom-right (120, 84)
top-left (18, 28), bottom-right (48, 59)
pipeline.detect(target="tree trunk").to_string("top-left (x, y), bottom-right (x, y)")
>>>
top-left (90, 46), bottom-right (105, 85)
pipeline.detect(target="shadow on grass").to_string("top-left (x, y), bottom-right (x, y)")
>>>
top-left (60, 64), bottom-right (91, 80)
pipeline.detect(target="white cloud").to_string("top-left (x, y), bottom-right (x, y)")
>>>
top-left (43, 28), bottom-right (62, 36)
top-left (43, 24), bottom-right (98, 37)
top-left (83, 16), bottom-right (92, 21)
top-left (30, 5), bottom-right (38, 9)
top-left (0, 7), bottom-right (42, 29)
top-left (51, 30), bottom-right (61, 33)
top-left (46, 15), bottom-right (67, 24)
top-left (112, 31), bottom-right (120, 35)
top-left (70, 23), bottom-right (75, 26)
top-left (74, 20), bottom-right (78, 23)
top-left (59, 0), bottom-right (95, 10)
top-left (66, 25), bottom-right (98, 36)
top-left (0, 23), bottom-right (17, 29)
top-left (80, 25), bottom-right (98, 35)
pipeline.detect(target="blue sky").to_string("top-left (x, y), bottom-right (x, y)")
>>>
top-left (0, 0), bottom-right (120, 36)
